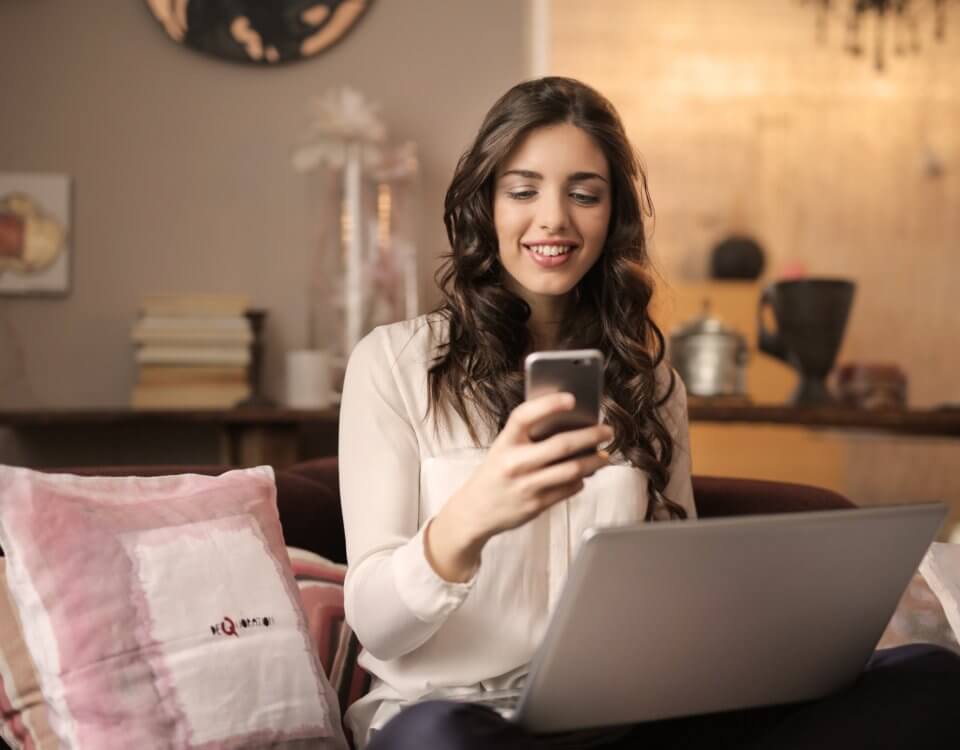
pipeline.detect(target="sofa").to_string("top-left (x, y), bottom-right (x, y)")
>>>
top-left (43, 456), bottom-right (858, 563)
top-left (0, 458), bottom-right (857, 750)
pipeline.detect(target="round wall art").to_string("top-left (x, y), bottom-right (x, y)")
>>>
top-left (145, 0), bottom-right (373, 65)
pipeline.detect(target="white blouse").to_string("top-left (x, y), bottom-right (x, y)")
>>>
top-left (338, 314), bottom-right (696, 747)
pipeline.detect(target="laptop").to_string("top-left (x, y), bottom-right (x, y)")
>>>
top-left (458, 503), bottom-right (945, 733)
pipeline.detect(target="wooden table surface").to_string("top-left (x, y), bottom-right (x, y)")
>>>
top-left (685, 401), bottom-right (960, 437)
top-left (2, 403), bottom-right (959, 437)
top-left (0, 407), bottom-right (339, 426)
top-left (0, 407), bottom-right (337, 466)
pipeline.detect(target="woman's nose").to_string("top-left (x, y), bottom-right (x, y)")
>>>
top-left (537, 190), bottom-right (569, 233)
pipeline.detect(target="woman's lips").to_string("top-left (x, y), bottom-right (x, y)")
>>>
top-left (524, 243), bottom-right (578, 268)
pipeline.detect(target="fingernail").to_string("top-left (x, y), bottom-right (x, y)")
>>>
top-left (598, 449), bottom-right (610, 462)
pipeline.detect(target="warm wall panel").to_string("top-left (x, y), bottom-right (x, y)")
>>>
top-left (551, 0), bottom-right (960, 408)
top-left (552, 0), bottom-right (960, 532)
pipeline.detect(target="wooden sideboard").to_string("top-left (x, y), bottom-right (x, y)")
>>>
top-left (686, 402), bottom-right (960, 437)
top-left (1, 404), bottom-right (958, 468)
top-left (0, 407), bottom-right (338, 468)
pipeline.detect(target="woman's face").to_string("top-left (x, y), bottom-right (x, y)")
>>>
top-left (493, 122), bottom-right (611, 309)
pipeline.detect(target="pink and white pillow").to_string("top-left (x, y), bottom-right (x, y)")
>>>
top-left (0, 465), bottom-right (348, 749)
top-left (1, 549), bottom-right (365, 750)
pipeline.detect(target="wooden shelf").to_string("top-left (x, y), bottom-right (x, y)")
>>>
top-left (3, 403), bottom-right (960, 437)
top-left (0, 407), bottom-right (338, 427)
top-left (687, 401), bottom-right (960, 437)
top-left (2, 403), bottom-right (958, 469)
top-left (0, 407), bottom-right (338, 467)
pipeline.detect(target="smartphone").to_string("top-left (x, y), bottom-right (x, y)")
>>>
top-left (524, 349), bottom-right (603, 443)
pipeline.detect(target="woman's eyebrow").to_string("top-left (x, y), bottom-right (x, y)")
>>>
top-left (500, 169), bottom-right (542, 180)
top-left (499, 169), bottom-right (608, 184)
top-left (568, 171), bottom-right (608, 184)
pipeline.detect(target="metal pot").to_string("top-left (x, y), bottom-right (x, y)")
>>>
top-left (669, 302), bottom-right (748, 398)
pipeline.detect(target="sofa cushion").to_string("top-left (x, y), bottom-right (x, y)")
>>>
top-left (0, 465), bottom-right (347, 749)
top-left (287, 547), bottom-right (371, 720)
top-left (0, 560), bottom-right (56, 750)
top-left (693, 475), bottom-right (855, 517)
top-left (276, 458), bottom-right (346, 563)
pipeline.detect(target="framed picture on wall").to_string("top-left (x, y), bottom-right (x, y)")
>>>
top-left (0, 173), bottom-right (71, 296)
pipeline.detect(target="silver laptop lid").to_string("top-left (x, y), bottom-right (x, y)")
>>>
top-left (516, 503), bottom-right (946, 733)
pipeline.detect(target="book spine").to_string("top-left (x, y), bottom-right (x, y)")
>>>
top-left (135, 347), bottom-right (252, 366)
top-left (137, 365), bottom-right (249, 386)
top-left (131, 331), bottom-right (254, 345)
top-left (130, 383), bottom-right (251, 409)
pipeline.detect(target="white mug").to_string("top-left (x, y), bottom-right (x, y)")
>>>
top-left (285, 349), bottom-right (333, 409)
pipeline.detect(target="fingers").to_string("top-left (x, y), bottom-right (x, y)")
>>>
top-left (503, 392), bottom-right (575, 441)
top-left (527, 448), bottom-right (610, 492)
top-left (505, 423), bottom-right (613, 476)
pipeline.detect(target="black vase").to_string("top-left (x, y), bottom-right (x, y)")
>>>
top-left (757, 279), bottom-right (856, 406)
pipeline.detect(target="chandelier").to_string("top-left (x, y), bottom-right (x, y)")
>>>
top-left (804, 0), bottom-right (956, 71)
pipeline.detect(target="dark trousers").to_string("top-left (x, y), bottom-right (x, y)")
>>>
top-left (366, 644), bottom-right (960, 750)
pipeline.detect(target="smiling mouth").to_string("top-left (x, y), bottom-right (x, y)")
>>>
top-left (524, 243), bottom-right (579, 257)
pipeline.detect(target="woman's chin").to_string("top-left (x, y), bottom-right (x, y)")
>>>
top-left (517, 278), bottom-right (578, 300)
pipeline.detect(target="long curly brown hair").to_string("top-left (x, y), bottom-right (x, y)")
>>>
top-left (428, 76), bottom-right (685, 520)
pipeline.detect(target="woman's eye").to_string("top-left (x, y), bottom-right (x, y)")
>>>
top-left (507, 190), bottom-right (536, 200)
top-left (571, 192), bottom-right (600, 205)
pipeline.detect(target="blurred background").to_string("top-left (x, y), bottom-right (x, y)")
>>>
top-left (0, 0), bottom-right (957, 531)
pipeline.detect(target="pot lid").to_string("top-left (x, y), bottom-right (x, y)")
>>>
top-left (671, 300), bottom-right (745, 341)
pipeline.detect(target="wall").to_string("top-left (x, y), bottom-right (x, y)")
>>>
top-left (0, 0), bottom-right (529, 408)
top-left (550, 0), bottom-right (960, 530)
top-left (0, 0), bottom-right (530, 463)
top-left (550, 0), bottom-right (960, 408)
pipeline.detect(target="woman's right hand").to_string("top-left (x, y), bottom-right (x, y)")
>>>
top-left (425, 392), bottom-right (613, 582)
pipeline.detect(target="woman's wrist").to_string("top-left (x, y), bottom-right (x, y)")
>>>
top-left (424, 494), bottom-right (488, 583)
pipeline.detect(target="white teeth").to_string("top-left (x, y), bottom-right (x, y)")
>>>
top-left (528, 244), bottom-right (574, 257)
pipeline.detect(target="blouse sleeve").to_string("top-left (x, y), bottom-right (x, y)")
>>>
top-left (338, 327), bottom-right (476, 660)
top-left (660, 371), bottom-right (697, 519)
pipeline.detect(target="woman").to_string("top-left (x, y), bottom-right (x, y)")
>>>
top-left (339, 77), bottom-right (959, 749)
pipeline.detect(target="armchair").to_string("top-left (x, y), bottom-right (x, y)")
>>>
top-left (53, 458), bottom-right (853, 560)
top-left (0, 459), bottom-right (855, 750)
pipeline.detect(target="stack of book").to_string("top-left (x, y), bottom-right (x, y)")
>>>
top-left (130, 294), bottom-right (253, 409)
